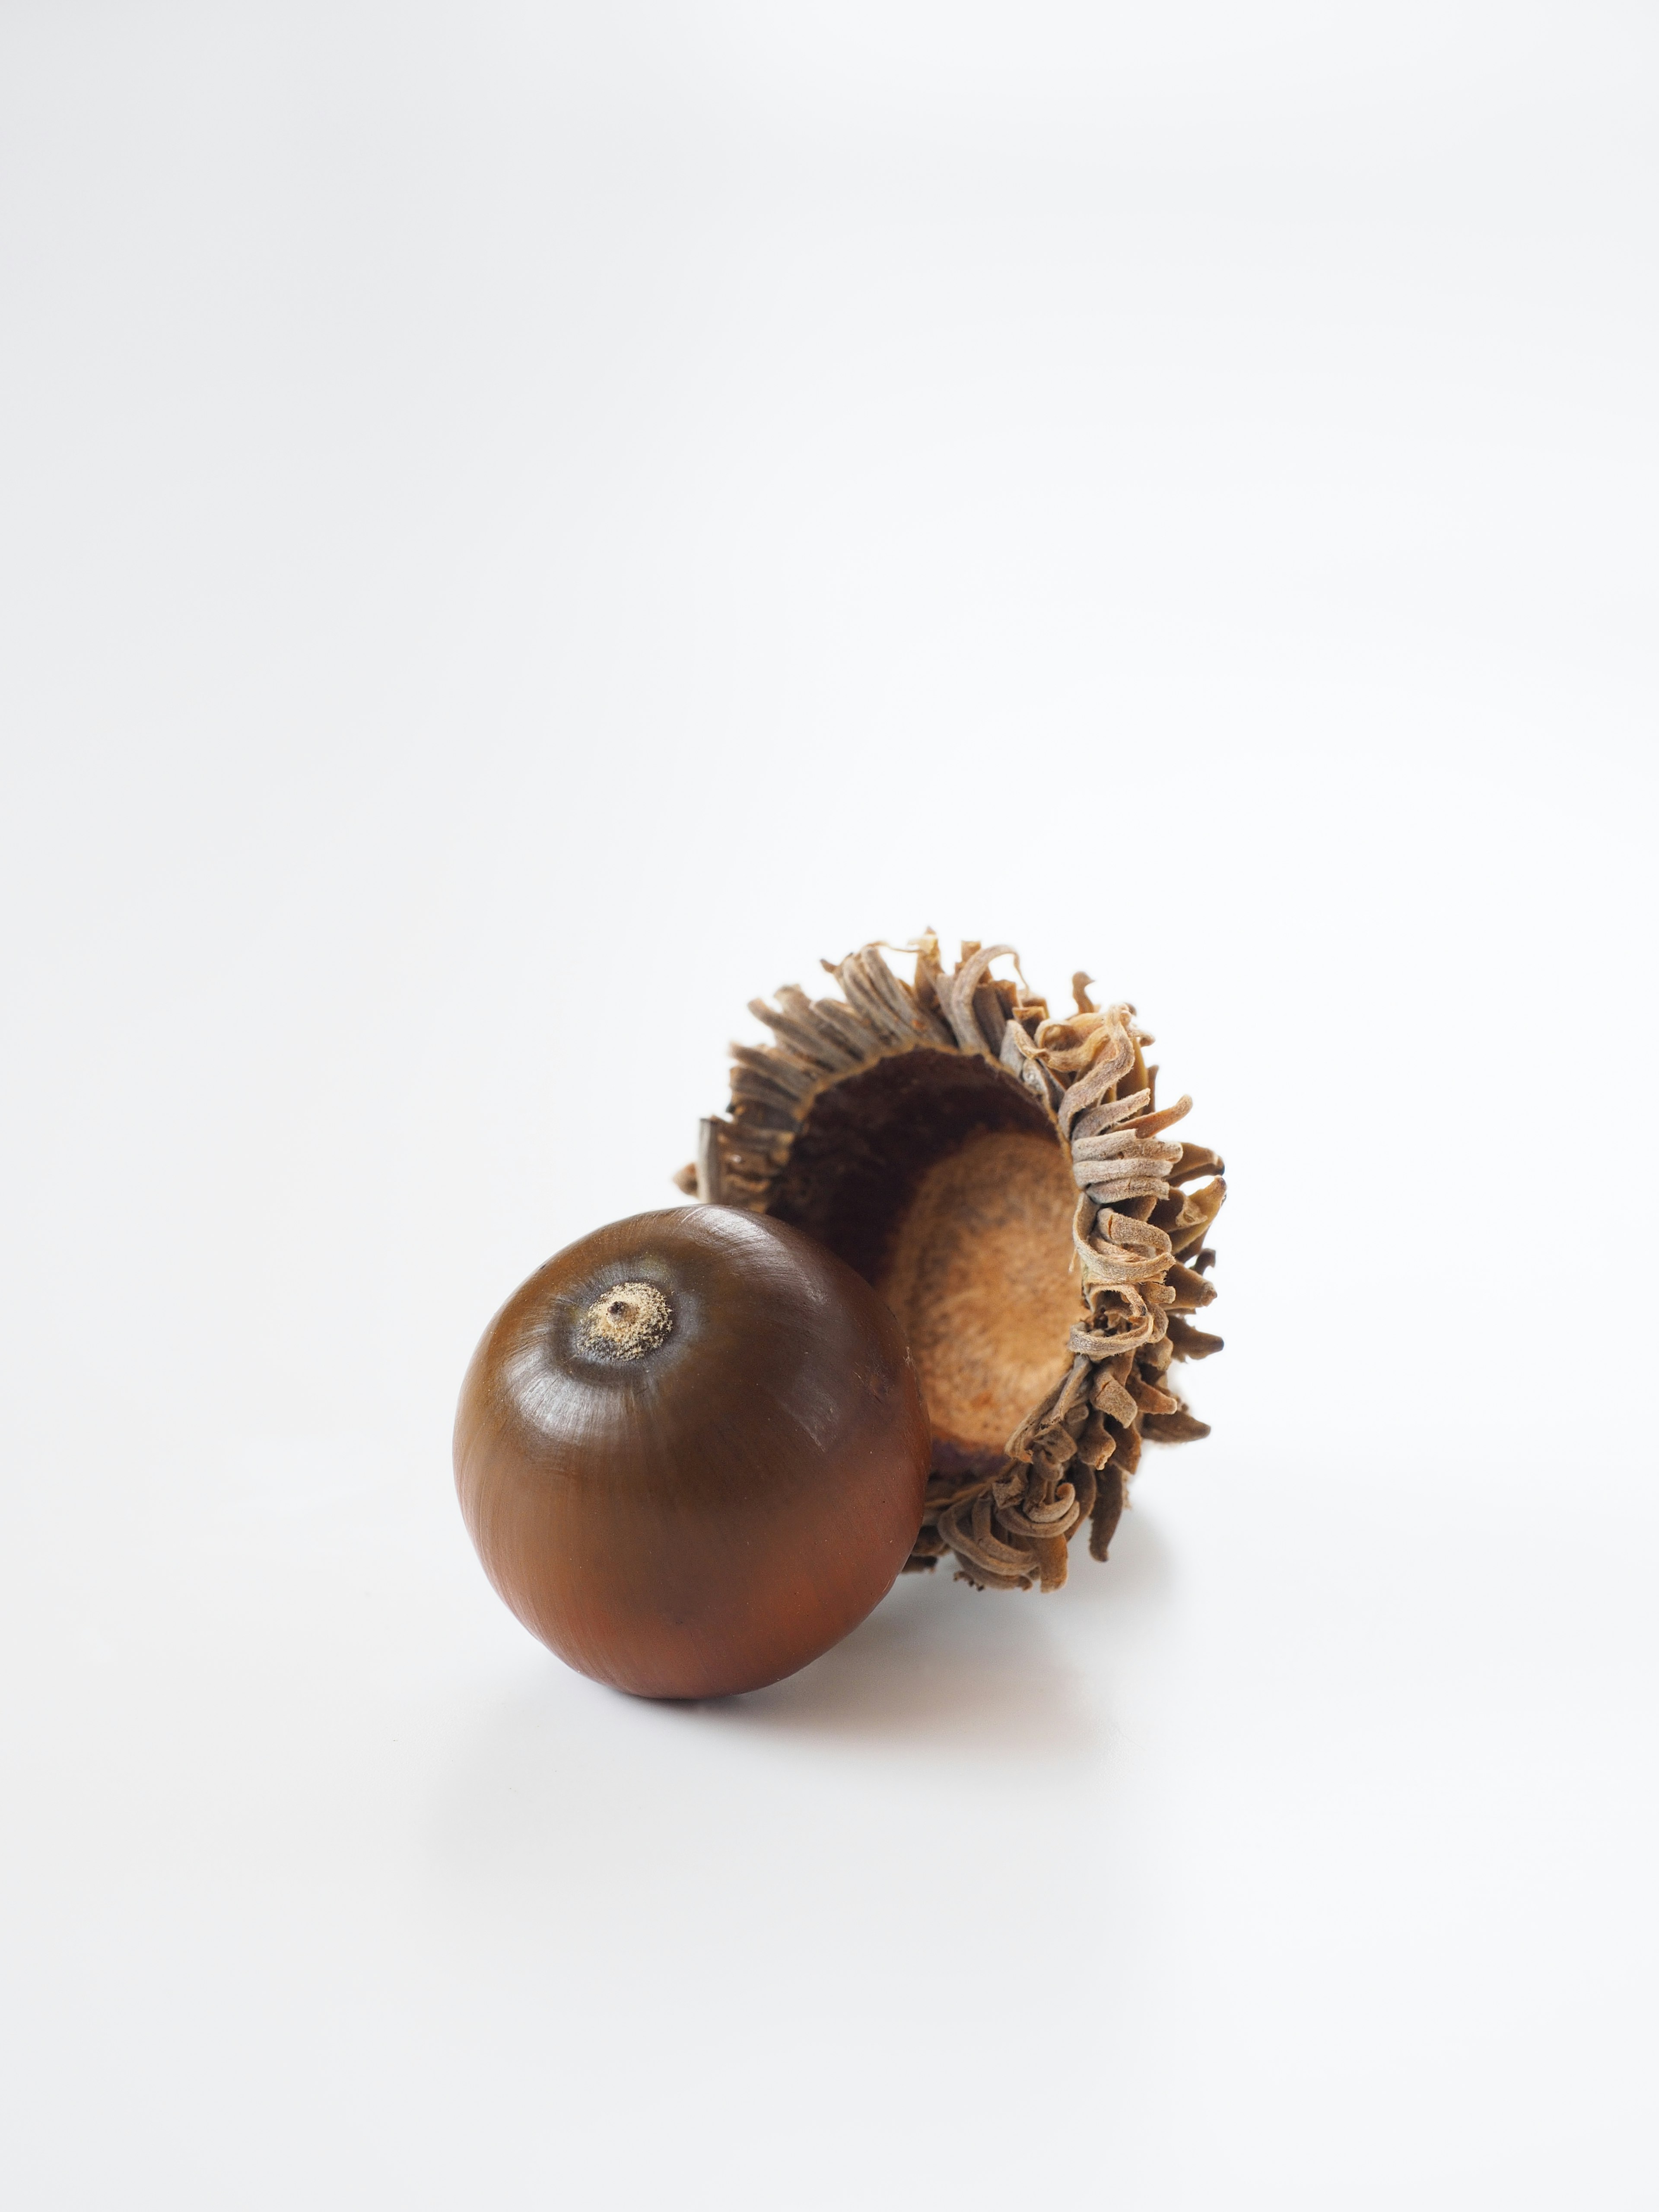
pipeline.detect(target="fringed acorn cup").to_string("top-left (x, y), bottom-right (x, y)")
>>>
top-left (675, 937), bottom-right (1226, 1592)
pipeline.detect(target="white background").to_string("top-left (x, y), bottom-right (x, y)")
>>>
top-left (3, 4), bottom-right (1656, 2206)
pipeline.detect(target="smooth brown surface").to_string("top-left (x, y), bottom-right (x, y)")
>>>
top-left (453, 1206), bottom-right (931, 1699)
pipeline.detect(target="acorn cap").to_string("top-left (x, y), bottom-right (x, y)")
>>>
top-left (676, 936), bottom-right (1226, 1592)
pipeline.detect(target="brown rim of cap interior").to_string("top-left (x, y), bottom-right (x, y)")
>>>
top-left (675, 934), bottom-right (1227, 1592)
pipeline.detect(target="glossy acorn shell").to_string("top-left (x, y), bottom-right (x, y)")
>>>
top-left (454, 1205), bottom-right (931, 1699)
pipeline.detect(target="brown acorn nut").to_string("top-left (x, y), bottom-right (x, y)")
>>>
top-left (453, 1206), bottom-right (931, 1699)
top-left (677, 935), bottom-right (1227, 1594)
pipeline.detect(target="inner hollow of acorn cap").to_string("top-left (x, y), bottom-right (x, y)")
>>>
top-left (880, 1131), bottom-right (1078, 1472)
top-left (766, 1051), bottom-right (1077, 1476)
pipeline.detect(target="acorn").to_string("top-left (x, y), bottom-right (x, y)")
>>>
top-left (675, 935), bottom-right (1226, 1592)
top-left (454, 1205), bottom-right (931, 1698)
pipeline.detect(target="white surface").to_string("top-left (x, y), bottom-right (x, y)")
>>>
top-left (3, 6), bottom-right (1656, 2206)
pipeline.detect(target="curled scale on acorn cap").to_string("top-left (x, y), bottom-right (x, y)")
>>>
top-left (676, 934), bottom-right (1226, 1592)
